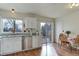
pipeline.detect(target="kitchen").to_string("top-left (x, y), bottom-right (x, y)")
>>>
top-left (0, 6), bottom-right (54, 55)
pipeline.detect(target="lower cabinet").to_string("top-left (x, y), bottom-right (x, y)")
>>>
top-left (32, 36), bottom-right (41, 48)
top-left (0, 37), bottom-right (22, 55)
top-left (23, 36), bottom-right (41, 50)
top-left (23, 36), bottom-right (32, 50)
top-left (0, 35), bottom-right (42, 55)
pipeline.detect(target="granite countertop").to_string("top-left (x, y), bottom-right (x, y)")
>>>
top-left (0, 32), bottom-right (31, 36)
top-left (0, 32), bottom-right (39, 38)
top-left (0, 32), bottom-right (29, 35)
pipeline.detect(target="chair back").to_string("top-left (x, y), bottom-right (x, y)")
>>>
top-left (75, 35), bottom-right (79, 45)
top-left (59, 33), bottom-right (67, 42)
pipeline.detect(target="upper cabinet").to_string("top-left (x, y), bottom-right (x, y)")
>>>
top-left (23, 17), bottom-right (37, 29)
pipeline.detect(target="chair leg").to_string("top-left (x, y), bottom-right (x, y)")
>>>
top-left (76, 48), bottom-right (79, 55)
top-left (78, 50), bottom-right (79, 55)
top-left (60, 42), bottom-right (62, 48)
top-left (68, 44), bottom-right (72, 53)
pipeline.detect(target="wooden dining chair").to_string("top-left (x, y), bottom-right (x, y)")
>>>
top-left (75, 35), bottom-right (79, 54)
top-left (75, 35), bottom-right (79, 45)
top-left (59, 33), bottom-right (70, 48)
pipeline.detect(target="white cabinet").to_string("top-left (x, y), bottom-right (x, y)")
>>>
top-left (23, 37), bottom-right (32, 50)
top-left (32, 36), bottom-right (41, 48)
top-left (0, 37), bottom-right (22, 55)
top-left (0, 35), bottom-right (41, 55)
top-left (23, 36), bottom-right (41, 50)
top-left (23, 17), bottom-right (37, 28)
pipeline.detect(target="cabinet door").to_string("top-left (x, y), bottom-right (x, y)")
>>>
top-left (1, 37), bottom-right (22, 55)
top-left (31, 18), bottom-right (37, 28)
top-left (32, 36), bottom-right (41, 48)
top-left (24, 17), bottom-right (37, 28)
top-left (38, 36), bottom-right (42, 47)
top-left (23, 37), bottom-right (32, 50)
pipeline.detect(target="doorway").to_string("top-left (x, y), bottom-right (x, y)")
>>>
top-left (40, 22), bottom-right (56, 56)
top-left (40, 22), bottom-right (52, 44)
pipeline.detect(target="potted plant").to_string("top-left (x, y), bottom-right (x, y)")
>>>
top-left (65, 31), bottom-right (71, 37)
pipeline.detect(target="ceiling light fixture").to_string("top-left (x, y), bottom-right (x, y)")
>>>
top-left (11, 8), bottom-right (15, 13)
top-left (10, 8), bottom-right (16, 18)
top-left (69, 3), bottom-right (79, 8)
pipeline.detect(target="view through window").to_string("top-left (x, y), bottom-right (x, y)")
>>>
top-left (3, 18), bottom-right (23, 32)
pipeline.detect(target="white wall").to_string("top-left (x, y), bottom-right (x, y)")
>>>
top-left (55, 19), bottom-right (63, 43)
top-left (56, 11), bottom-right (79, 43)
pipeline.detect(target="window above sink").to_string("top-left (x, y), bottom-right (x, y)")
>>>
top-left (2, 18), bottom-right (23, 33)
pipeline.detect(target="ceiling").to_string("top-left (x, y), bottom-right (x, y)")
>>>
top-left (0, 3), bottom-right (79, 18)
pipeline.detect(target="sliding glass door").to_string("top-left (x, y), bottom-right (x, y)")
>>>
top-left (40, 22), bottom-right (52, 44)
top-left (40, 21), bottom-right (55, 56)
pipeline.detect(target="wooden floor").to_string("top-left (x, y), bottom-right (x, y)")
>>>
top-left (4, 43), bottom-right (79, 56)
top-left (5, 48), bottom-right (41, 56)
top-left (53, 43), bottom-right (79, 56)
